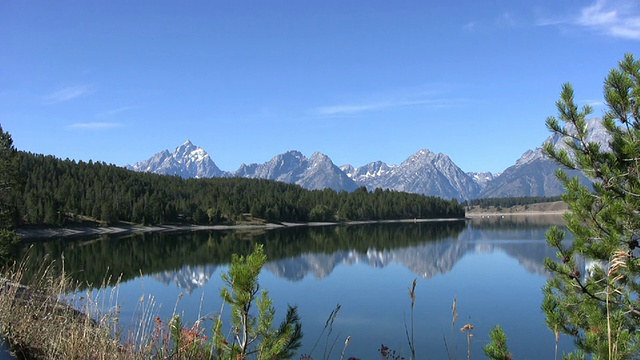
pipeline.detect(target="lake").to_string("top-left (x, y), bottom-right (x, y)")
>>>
top-left (19, 215), bottom-right (575, 359)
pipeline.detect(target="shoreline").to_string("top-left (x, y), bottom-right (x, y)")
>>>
top-left (464, 210), bottom-right (567, 217)
top-left (15, 208), bottom-right (570, 240)
top-left (15, 217), bottom-right (467, 240)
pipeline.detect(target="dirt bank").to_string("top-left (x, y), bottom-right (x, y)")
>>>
top-left (465, 201), bottom-right (569, 217)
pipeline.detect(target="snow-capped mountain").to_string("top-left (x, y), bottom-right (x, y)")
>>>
top-left (127, 117), bottom-right (610, 199)
top-left (340, 161), bottom-right (397, 190)
top-left (127, 140), bottom-right (225, 178)
top-left (479, 118), bottom-right (606, 198)
top-left (345, 150), bottom-right (481, 200)
top-left (467, 172), bottom-right (497, 189)
top-left (235, 150), bottom-right (305, 182)
top-left (234, 151), bottom-right (359, 192)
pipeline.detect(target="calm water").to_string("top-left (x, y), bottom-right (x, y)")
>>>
top-left (20, 216), bottom-right (575, 359)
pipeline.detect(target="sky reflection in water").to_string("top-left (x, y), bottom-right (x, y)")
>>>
top-left (24, 216), bottom-right (574, 359)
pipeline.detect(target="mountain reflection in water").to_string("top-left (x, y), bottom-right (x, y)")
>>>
top-left (19, 216), bottom-right (565, 291)
top-left (18, 215), bottom-right (573, 358)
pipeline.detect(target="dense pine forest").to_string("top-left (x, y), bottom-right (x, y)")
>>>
top-left (15, 151), bottom-right (465, 227)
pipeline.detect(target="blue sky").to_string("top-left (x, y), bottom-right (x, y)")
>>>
top-left (1, 1), bottom-right (638, 173)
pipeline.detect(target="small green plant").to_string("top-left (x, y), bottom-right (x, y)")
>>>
top-left (214, 243), bottom-right (303, 359)
top-left (482, 325), bottom-right (512, 360)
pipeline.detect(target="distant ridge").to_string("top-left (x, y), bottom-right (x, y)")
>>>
top-left (343, 149), bottom-right (481, 200)
top-left (127, 118), bottom-right (608, 199)
top-left (479, 118), bottom-right (605, 198)
top-left (234, 150), bottom-right (359, 192)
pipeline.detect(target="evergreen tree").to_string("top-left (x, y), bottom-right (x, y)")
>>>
top-left (0, 125), bottom-right (18, 228)
top-left (542, 54), bottom-right (640, 358)
top-left (214, 244), bottom-right (303, 359)
top-left (0, 125), bottom-right (20, 265)
top-left (483, 325), bottom-right (512, 360)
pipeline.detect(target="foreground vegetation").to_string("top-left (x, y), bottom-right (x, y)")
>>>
top-left (539, 53), bottom-right (640, 358)
top-left (0, 245), bottom-right (302, 359)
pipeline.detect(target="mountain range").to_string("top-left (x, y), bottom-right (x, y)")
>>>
top-left (127, 118), bottom-right (608, 199)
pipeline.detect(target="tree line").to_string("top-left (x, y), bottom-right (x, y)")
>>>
top-left (14, 151), bottom-right (464, 227)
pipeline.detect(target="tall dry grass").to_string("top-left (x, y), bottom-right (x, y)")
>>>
top-left (0, 256), bottom-right (211, 360)
top-left (0, 258), bottom-right (125, 359)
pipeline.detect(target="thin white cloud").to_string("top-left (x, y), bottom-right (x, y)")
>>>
top-left (317, 102), bottom-right (389, 116)
top-left (539, 0), bottom-right (640, 40)
top-left (534, 17), bottom-right (567, 27)
top-left (580, 99), bottom-right (606, 108)
top-left (43, 85), bottom-right (94, 104)
top-left (68, 122), bottom-right (122, 130)
top-left (463, 21), bottom-right (477, 32)
top-left (96, 106), bottom-right (137, 117)
top-left (577, 0), bottom-right (640, 39)
top-left (315, 98), bottom-right (464, 117)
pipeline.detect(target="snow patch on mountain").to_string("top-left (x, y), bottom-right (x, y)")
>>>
top-left (233, 151), bottom-right (359, 192)
top-left (467, 172), bottom-right (497, 189)
top-left (127, 140), bottom-right (225, 178)
top-left (347, 149), bottom-right (481, 200)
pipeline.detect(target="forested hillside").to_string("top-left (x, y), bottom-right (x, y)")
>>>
top-left (16, 151), bottom-right (464, 227)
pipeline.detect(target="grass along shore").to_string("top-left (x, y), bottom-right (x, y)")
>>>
top-left (0, 262), bottom-right (128, 359)
top-left (0, 250), bottom-right (290, 359)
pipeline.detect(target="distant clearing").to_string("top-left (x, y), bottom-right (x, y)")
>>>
top-left (466, 201), bottom-right (568, 216)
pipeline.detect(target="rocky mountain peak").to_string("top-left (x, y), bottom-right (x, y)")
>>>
top-left (402, 148), bottom-right (436, 164)
top-left (515, 148), bottom-right (544, 167)
top-left (232, 150), bottom-right (358, 192)
top-left (479, 118), bottom-right (608, 198)
top-left (345, 148), bottom-right (481, 200)
top-left (309, 151), bottom-right (331, 165)
top-left (127, 140), bottom-right (224, 179)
